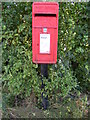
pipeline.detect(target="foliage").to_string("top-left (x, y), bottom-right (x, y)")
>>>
top-left (2, 2), bottom-right (89, 106)
top-left (58, 2), bottom-right (89, 91)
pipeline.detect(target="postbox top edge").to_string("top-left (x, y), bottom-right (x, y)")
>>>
top-left (33, 2), bottom-right (59, 6)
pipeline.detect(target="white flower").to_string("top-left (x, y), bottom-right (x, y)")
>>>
top-left (7, 6), bottom-right (9, 8)
top-left (64, 47), bottom-right (66, 51)
top-left (59, 59), bottom-right (61, 64)
top-left (71, 2), bottom-right (74, 5)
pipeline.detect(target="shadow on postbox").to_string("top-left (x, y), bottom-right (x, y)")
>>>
top-left (32, 2), bottom-right (59, 64)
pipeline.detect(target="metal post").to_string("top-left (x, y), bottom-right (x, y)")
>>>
top-left (41, 64), bottom-right (48, 110)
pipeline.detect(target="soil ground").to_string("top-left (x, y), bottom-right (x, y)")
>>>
top-left (1, 92), bottom-right (90, 119)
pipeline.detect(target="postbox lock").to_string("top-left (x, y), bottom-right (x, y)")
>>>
top-left (43, 28), bottom-right (47, 33)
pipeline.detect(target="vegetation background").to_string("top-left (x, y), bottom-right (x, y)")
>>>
top-left (1, 1), bottom-right (89, 118)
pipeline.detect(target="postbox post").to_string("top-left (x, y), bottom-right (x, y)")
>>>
top-left (41, 64), bottom-right (48, 109)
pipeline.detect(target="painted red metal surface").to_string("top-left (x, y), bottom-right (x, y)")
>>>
top-left (32, 2), bottom-right (59, 64)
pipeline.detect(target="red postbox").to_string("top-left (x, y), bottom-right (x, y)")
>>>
top-left (32, 2), bottom-right (59, 64)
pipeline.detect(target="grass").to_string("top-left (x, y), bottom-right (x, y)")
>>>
top-left (1, 90), bottom-right (89, 119)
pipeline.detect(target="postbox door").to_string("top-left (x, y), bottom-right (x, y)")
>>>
top-left (34, 28), bottom-right (57, 63)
